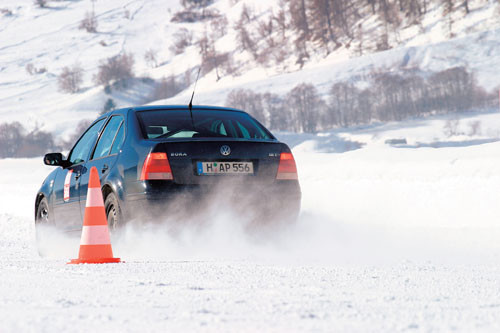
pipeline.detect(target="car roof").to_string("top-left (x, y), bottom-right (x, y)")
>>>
top-left (121, 105), bottom-right (246, 113)
top-left (100, 105), bottom-right (248, 118)
top-left (99, 105), bottom-right (250, 124)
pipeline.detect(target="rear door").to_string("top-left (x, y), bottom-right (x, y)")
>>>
top-left (78, 115), bottom-right (125, 218)
top-left (52, 118), bottom-right (106, 231)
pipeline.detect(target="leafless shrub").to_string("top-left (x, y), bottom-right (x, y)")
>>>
top-left (57, 64), bottom-right (84, 93)
top-left (0, 122), bottom-right (56, 158)
top-left (95, 53), bottom-right (134, 87)
top-left (169, 28), bottom-right (193, 55)
top-left (100, 98), bottom-right (116, 115)
top-left (171, 8), bottom-right (220, 23)
top-left (1, 8), bottom-right (13, 16)
top-left (181, 0), bottom-right (213, 9)
top-left (25, 63), bottom-right (47, 75)
top-left (124, 9), bottom-right (130, 19)
top-left (210, 15), bottom-right (228, 38)
top-left (79, 11), bottom-right (98, 33)
top-left (144, 49), bottom-right (158, 68)
top-left (149, 76), bottom-right (185, 102)
top-left (25, 63), bottom-right (35, 75)
top-left (34, 0), bottom-right (47, 8)
top-left (467, 120), bottom-right (482, 136)
top-left (443, 118), bottom-right (461, 137)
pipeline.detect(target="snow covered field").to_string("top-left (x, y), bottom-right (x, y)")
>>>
top-left (2, 113), bottom-right (500, 332)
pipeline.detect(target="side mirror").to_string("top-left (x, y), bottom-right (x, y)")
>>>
top-left (43, 153), bottom-right (69, 167)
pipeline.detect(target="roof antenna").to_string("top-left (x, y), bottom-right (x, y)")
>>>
top-left (188, 66), bottom-right (202, 128)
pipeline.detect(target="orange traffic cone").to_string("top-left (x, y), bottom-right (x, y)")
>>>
top-left (68, 166), bottom-right (121, 264)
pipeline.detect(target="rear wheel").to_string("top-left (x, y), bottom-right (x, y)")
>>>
top-left (104, 192), bottom-right (121, 231)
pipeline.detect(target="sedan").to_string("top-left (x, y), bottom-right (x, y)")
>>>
top-left (35, 105), bottom-right (301, 241)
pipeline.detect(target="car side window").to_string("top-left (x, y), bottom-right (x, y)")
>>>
top-left (109, 122), bottom-right (125, 155)
top-left (92, 116), bottom-right (123, 159)
top-left (68, 119), bottom-right (105, 165)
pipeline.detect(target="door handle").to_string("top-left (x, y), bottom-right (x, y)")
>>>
top-left (102, 164), bottom-right (109, 173)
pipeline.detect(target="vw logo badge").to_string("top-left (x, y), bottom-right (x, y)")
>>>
top-left (220, 145), bottom-right (231, 156)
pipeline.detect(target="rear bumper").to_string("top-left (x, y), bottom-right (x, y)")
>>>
top-left (123, 180), bottom-right (301, 223)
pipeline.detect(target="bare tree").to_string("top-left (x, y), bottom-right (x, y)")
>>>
top-left (467, 120), bottom-right (481, 136)
top-left (58, 64), bottom-right (84, 93)
top-left (0, 122), bottom-right (55, 158)
top-left (289, 0), bottom-right (310, 66)
top-left (169, 28), bottom-right (193, 55)
top-left (34, 0), bottom-right (47, 8)
top-left (210, 14), bottom-right (228, 38)
top-left (285, 83), bottom-right (325, 132)
top-left (79, 11), bottom-right (98, 33)
top-left (95, 53), bottom-right (134, 88)
top-left (328, 82), bottom-right (367, 127)
top-left (149, 76), bottom-right (184, 101)
top-left (234, 5), bottom-right (258, 59)
top-left (441, 0), bottom-right (455, 38)
top-left (226, 89), bottom-right (266, 124)
top-left (443, 118), bottom-right (460, 137)
top-left (144, 49), bottom-right (158, 68)
top-left (181, 0), bottom-right (213, 9)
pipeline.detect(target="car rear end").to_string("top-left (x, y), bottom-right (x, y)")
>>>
top-left (124, 107), bottom-right (301, 225)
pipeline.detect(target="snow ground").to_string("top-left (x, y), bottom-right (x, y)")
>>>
top-left (2, 113), bottom-right (500, 332)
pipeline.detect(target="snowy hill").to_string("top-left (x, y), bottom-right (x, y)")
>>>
top-left (0, 0), bottom-right (499, 141)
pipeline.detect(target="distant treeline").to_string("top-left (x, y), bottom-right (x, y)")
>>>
top-left (226, 66), bottom-right (498, 132)
top-left (0, 67), bottom-right (496, 159)
top-left (0, 120), bottom-right (90, 158)
top-left (0, 122), bottom-right (56, 158)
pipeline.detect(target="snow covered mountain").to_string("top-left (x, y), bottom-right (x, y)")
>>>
top-left (0, 0), bottom-right (499, 141)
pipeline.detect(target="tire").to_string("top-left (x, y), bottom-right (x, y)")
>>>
top-left (104, 192), bottom-right (121, 231)
top-left (35, 197), bottom-right (50, 225)
top-left (35, 197), bottom-right (53, 257)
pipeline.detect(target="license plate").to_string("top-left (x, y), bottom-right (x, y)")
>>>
top-left (197, 161), bottom-right (254, 175)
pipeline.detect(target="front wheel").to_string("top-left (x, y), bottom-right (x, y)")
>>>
top-left (104, 192), bottom-right (122, 231)
top-left (35, 197), bottom-right (54, 257)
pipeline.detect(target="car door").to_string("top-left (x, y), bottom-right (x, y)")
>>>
top-left (52, 118), bottom-right (106, 232)
top-left (78, 115), bottom-right (125, 219)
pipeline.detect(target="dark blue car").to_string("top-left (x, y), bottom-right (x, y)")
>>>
top-left (35, 105), bottom-right (301, 241)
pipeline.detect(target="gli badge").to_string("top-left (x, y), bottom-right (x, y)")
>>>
top-left (220, 145), bottom-right (231, 156)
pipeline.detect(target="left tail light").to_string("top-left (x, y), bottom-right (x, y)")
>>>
top-left (276, 152), bottom-right (298, 180)
top-left (140, 152), bottom-right (173, 180)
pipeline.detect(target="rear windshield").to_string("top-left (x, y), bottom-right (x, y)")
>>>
top-left (137, 109), bottom-right (274, 140)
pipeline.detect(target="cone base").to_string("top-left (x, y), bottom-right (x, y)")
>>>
top-left (67, 257), bottom-right (121, 264)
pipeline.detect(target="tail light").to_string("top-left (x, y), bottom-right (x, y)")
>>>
top-left (140, 152), bottom-right (173, 180)
top-left (276, 152), bottom-right (298, 180)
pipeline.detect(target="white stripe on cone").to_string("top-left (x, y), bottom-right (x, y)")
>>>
top-left (80, 226), bottom-right (112, 245)
top-left (86, 187), bottom-right (104, 207)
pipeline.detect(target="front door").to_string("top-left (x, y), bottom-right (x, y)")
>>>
top-left (55, 118), bottom-right (106, 231)
top-left (52, 164), bottom-right (84, 232)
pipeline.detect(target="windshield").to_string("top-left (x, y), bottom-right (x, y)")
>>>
top-left (137, 109), bottom-right (274, 140)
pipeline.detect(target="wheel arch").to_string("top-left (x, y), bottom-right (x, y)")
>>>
top-left (101, 184), bottom-right (114, 203)
top-left (34, 192), bottom-right (46, 220)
